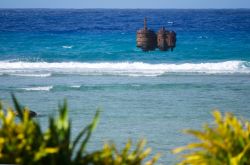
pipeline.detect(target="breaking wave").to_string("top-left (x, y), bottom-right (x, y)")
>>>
top-left (20, 86), bottom-right (53, 91)
top-left (0, 61), bottom-right (249, 77)
top-left (8, 73), bottom-right (52, 77)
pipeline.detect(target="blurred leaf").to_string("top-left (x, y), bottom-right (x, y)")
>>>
top-left (173, 110), bottom-right (250, 165)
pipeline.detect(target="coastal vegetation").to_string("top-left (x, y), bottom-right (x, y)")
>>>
top-left (0, 95), bottom-right (159, 165)
top-left (1, 95), bottom-right (250, 165)
top-left (173, 111), bottom-right (250, 165)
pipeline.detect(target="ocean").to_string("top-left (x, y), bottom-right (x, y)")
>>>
top-left (0, 9), bottom-right (250, 164)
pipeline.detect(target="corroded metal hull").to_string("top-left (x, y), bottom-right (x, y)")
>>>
top-left (136, 18), bottom-right (176, 52)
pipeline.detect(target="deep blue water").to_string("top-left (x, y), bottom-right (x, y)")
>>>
top-left (1, 9), bottom-right (250, 63)
top-left (0, 9), bottom-right (250, 164)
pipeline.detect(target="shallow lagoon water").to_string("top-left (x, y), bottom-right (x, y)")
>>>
top-left (1, 74), bottom-right (250, 163)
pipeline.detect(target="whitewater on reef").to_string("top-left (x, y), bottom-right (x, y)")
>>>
top-left (20, 86), bottom-right (53, 91)
top-left (0, 61), bottom-right (249, 77)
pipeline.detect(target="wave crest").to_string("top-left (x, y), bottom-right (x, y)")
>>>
top-left (0, 61), bottom-right (249, 77)
top-left (20, 86), bottom-right (53, 91)
top-left (8, 73), bottom-right (52, 77)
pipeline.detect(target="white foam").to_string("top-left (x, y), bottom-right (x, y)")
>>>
top-left (0, 61), bottom-right (249, 76)
top-left (70, 85), bottom-right (81, 88)
top-left (21, 86), bottom-right (53, 91)
top-left (131, 84), bottom-right (141, 87)
top-left (62, 45), bottom-right (73, 49)
top-left (198, 36), bottom-right (208, 39)
top-left (9, 73), bottom-right (51, 77)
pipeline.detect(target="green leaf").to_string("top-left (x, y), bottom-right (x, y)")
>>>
top-left (11, 93), bottom-right (24, 120)
top-left (76, 110), bottom-right (100, 160)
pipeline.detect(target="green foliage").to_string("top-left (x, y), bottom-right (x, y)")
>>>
top-left (0, 95), bottom-right (158, 165)
top-left (173, 110), bottom-right (250, 165)
top-left (82, 140), bottom-right (160, 165)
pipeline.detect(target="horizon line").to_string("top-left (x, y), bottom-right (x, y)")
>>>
top-left (0, 7), bottom-right (250, 10)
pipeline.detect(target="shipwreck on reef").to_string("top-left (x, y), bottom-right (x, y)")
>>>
top-left (136, 18), bottom-right (176, 52)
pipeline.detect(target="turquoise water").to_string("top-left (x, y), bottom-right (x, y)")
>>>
top-left (0, 9), bottom-right (250, 164)
top-left (1, 74), bottom-right (250, 163)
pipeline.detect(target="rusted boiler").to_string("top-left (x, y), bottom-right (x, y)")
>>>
top-left (167, 31), bottom-right (176, 51)
top-left (157, 27), bottom-right (169, 51)
top-left (136, 18), bottom-right (157, 51)
top-left (157, 27), bottom-right (177, 51)
top-left (136, 18), bottom-right (176, 52)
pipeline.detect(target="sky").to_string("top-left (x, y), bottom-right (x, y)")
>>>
top-left (0, 0), bottom-right (250, 9)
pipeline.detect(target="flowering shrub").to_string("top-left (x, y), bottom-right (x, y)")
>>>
top-left (173, 111), bottom-right (250, 165)
top-left (0, 95), bottom-right (159, 165)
